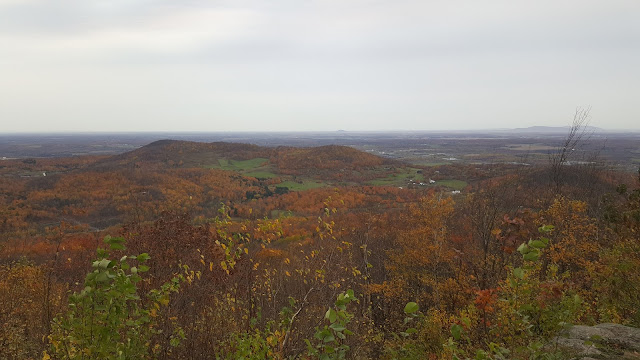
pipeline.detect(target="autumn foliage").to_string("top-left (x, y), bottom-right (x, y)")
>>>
top-left (0, 140), bottom-right (639, 359)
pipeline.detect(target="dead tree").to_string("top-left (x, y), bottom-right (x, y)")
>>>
top-left (549, 107), bottom-right (592, 194)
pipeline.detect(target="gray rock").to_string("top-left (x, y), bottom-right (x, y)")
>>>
top-left (568, 325), bottom-right (616, 341)
top-left (594, 323), bottom-right (640, 352)
top-left (552, 336), bottom-right (602, 356)
top-left (552, 323), bottom-right (640, 359)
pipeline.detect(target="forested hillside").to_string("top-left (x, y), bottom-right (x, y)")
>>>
top-left (1, 140), bottom-right (639, 359)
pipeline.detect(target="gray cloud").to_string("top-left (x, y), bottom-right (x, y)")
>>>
top-left (0, 0), bottom-right (639, 132)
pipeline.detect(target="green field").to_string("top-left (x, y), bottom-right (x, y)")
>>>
top-left (437, 179), bottom-right (468, 190)
top-left (215, 158), bottom-right (268, 170)
top-left (367, 168), bottom-right (424, 186)
top-left (204, 157), bottom-right (278, 178)
top-left (244, 171), bottom-right (278, 179)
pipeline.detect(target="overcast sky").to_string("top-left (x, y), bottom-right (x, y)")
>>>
top-left (1, 0), bottom-right (639, 132)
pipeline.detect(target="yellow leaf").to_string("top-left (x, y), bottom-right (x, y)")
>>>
top-left (209, 262), bottom-right (213, 272)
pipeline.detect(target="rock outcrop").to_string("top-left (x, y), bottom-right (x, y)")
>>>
top-left (551, 323), bottom-right (640, 359)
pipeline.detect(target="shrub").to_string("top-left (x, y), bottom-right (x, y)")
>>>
top-left (48, 235), bottom-right (183, 359)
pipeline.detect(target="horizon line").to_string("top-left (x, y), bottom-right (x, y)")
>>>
top-left (2, 127), bottom-right (640, 135)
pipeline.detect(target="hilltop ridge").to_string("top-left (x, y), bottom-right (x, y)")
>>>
top-left (91, 140), bottom-right (397, 176)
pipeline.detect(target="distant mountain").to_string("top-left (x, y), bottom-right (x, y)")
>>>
top-left (511, 126), bottom-right (603, 133)
top-left (90, 140), bottom-right (397, 179)
top-left (90, 140), bottom-right (268, 168)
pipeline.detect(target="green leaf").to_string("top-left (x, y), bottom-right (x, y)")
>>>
top-left (323, 334), bottom-right (335, 343)
top-left (329, 309), bottom-right (338, 323)
top-left (529, 239), bottom-right (546, 249)
top-left (461, 317), bottom-right (471, 327)
top-left (105, 236), bottom-right (126, 250)
top-left (95, 272), bottom-right (110, 283)
top-left (137, 253), bottom-right (151, 262)
top-left (404, 302), bottom-right (419, 314)
top-left (523, 252), bottom-right (539, 262)
top-left (517, 243), bottom-right (528, 254)
top-left (109, 242), bottom-right (125, 250)
top-left (538, 224), bottom-right (555, 233)
top-left (451, 324), bottom-right (463, 340)
top-left (513, 267), bottom-right (524, 279)
top-left (325, 308), bottom-right (338, 323)
top-left (97, 259), bottom-right (112, 269)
